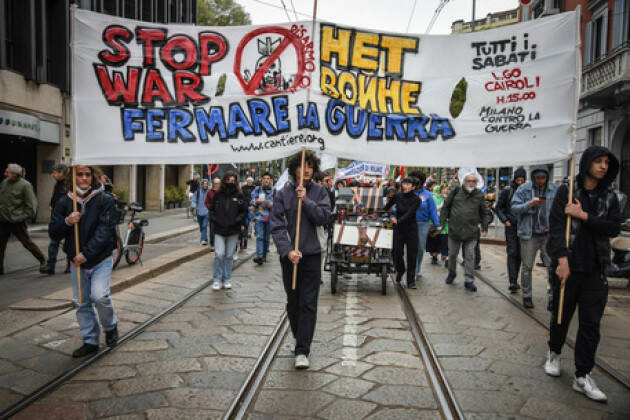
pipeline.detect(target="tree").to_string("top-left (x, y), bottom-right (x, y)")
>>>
top-left (197, 0), bottom-right (251, 26)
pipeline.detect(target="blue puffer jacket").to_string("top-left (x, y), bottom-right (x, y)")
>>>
top-left (510, 165), bottom-right (559, 240)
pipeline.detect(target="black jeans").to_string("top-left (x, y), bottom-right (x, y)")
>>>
top-left (393, 223), bottom-right (418, 285)
top-left (505, 225), bottom-right (521, 285)
top-left (280, 253), bottom-right (321, 356)
top-left (548, 270), bottom-right (608, 377)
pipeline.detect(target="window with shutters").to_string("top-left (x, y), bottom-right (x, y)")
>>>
top-left (612, 0), bottom-right (630, 50)
top-left (584, 7), bottom-right (609, 66)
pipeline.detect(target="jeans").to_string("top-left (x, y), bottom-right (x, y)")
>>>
top-left (505, 225), bottom-right (521, 285)
top-left (47, 237), bottom-right (63, 267)
top-left (209, 219), bottom-right (215, 247)
top-left (520, 234), bottom-right (551, 299)
top-left (255, 220), bottom-right (271, 259)
top-left (197, 214), bottom-right (209, 242)
top-left (280, 253), bottom-right (321, 356)
top-left (415, 221), bottom-right (431, 275)
top-left (213, 234), bottom-right (239, 284)
top-left (448, 236), bottom-right (477, 284)
top-left (462, 229), bottom-right (481, 266)
top-left (70, 256), bottom-right (117, 345)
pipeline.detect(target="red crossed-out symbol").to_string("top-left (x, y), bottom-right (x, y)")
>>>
top-left (233, 26), bottom-right (306, 96)
top-left (207, 164), bottom-right (220, 176)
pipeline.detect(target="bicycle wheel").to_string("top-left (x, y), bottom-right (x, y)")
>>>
top-left (112, 233), bottom-right (123, 269)
top-left (125, 232), bottom-right (145, 265)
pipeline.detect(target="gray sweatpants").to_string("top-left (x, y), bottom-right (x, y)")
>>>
top-left (448, 236), bottom-right (477, 284)
top-left (519, 234), bottom-right (551, 299)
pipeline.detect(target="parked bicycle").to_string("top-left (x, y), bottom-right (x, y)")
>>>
top-left (112, 201), bottom-right (149, 269)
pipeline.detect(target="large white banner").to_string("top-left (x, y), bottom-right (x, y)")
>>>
top-left (72, 9), bottom-right (580, 166)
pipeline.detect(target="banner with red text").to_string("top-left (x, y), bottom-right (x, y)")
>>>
top-left (72, 9), bottom-right (579, 166)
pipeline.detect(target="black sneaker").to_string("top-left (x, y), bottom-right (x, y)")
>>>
top-left (474, 264), bottom-right (481, 270)
top-left (547, 298), bottom-right (553, 312)
top-left (431, 256), bottom-right (438, 265)
top-left (508, 283), bottom-right (520, 293)
top-left (38, 261), bottom-right (49, 274)
top-left (407, 282), bottom-right (417, 289)
top-left (445, 273), bottom-right (456, 284)
top-left (395, 274), bottom-right (403, 283)
top-left (523, 298), bottom-right (534, 309)
top-left (72, 343), bottom-right (99, 358)
top-left (253, 257), bottom-right (263, 265)
top-left (105, 326), bottom-right (119, 347)
top-left (464, 282), bottom-right (477, 292)
top-left (40, 265), bottom-right (55, 275)
top-left (536, 261), bottom-right (547, 268)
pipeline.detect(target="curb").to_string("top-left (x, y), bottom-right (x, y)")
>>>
top-left (144, 225), bottom-right (197, 244)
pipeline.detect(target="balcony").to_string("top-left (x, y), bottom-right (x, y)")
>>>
top-left (581, 45), bottom-right (630, 108)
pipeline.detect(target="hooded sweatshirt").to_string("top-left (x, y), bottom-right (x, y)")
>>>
top-left (547, 146), bottom-right (621, 273)
top-left (511, 164), bottom-right (558, 240)
top-left (494, 167), bottom-right (526, 225)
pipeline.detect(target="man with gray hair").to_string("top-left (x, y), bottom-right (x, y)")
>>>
top-left (0, 163), bottom-right (47, 274)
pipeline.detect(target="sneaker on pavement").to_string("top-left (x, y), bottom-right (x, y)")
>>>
top-left (508, 283), bottom-right (520, 293)
top-left (212, 282), bottom-right (221, 291)
top-left (444, 259), bottom-right (448, 268)
top-left (40, 265), bottom-right (55, 275)
top-left (209, 246), bottom-right (215, 252)
top-left (474, 264), bottom-right (481, 270)
top-left (523, 297), bottom-right (534, 309)
top-left (407, 282), bottom-right (417, 289)
top-left (253, 256), bottom-right (263, 265)
top-left (431, 256), bottom-right (438, 265)
top-left (395, 274), bottom-right (403, 283)
top-left (38, 260), bottom-right (49, 273)
top-left (445, 273), bottom-right (456, 284)
top-left (201, 240), bottom-right (207, 246)
top-left (573, 373), bottom-right (607, 402)
top-left (295, 354), bottom-right (310, 369)
top-left (464, 282), bottom-right (477, 292)
top-left (105, 326), bottom-right (119, 347)
top-left (233, 254), bottom-right (238, 261)
top-left (72, 343), bottom-right (99, 358)
top-left (544, 350), bottom-right (561, 377)
top-left (223, 281), bottom-right (232, 289)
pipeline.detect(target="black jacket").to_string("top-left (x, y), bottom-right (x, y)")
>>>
top-left (384, 191), bottom-right (421, 227)
top-left (49, 190), bottom-right (116, 269)
top-left (50, 179), bottom-right (66, 209)
top-left (209, 188), bottom-right (248, 236)
top-left (547, 146), bottom-right (621, 274)
top-left (494, 167), bottom-right (526, 225)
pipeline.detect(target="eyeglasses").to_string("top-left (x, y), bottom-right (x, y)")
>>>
top-left (76, 172), bottom-right (91, 178)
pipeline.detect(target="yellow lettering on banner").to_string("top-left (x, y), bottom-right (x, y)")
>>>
top-left (338, 72), bottom-right (357, 105)
top-left (357, 74), bottom-right (378, 112)
top-left (320, 67), bottom-right (340, 98)
top-left (378, 78), bottom-right (401, 113)
top-left (401, 81), bottom-right (421, 114)
top-left (321, 25), bottom-right (351, 67)
top-left (351, 32), bottom-right (379, 72)
top-left (380, 36), bottom-right (418, 75)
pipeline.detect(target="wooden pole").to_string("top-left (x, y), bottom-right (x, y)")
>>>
top-left (292, 149), bottom-right (306, 290)
top-left (557, 152), bottom-right (576, 324)
top-left (72, 167), bottom-right (82, 304)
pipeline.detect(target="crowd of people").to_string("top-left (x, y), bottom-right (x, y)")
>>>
top-left (0, 144), bottom-right (622, 402)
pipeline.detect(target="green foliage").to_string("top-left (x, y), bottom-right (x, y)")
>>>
top-left (216, 73), bottom-right (227, 96)
top-left (449, 77), bottom-right (468, 119)
top-left (164, 185), bottom-right (187, 204)
top-left (197, 0), bottom-right (251, 26)
top-left (112, 187), bottom-right (128, 203)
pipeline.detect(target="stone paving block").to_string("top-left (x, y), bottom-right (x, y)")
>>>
top-left (41, 336), bottom-right (84, 356)
top-left (156, 344), bottom-right (218, 360)
top-left (317, 398), bottom-right (377, 420)
top-left (479, 346), bottom-right (544, 367)
top-left (466, 414), bottom-right (531, 420)
top-left (12, 401), bottom-right (87, 420)
top-left (53, 381), bottom-right (112, 401)
top-left (213, 342), bottom-right (267, 358)
top-left (487, 359), bottom-right (553, 381)
top-left (218, 332), bottom-right (268, 346)
top-left (455, 389), bottom-right (525, 414)
top-left (432, 343), bottom-right (485, 357)
top-left (89, 392), bottom-right (169, 418)
top-left (112, 374), bottom-right (184, 397)
top-left (145, 408), bottom-right (223, 420)
top-left (135, 331), bottom-right (181, 341)
top-left (324, 361), bottom-right (374, 378)
top-left (183, 371), bottom-right (246, 390)
top-left (0, 358), bottom-right (20, 375)
top-left (0, 337), bottom-right (48, 361)
top-left (114, 293), bottom-right (174, 308)
top-left (265, 371), bottom-right (337, 390)
top-left (358, 338), bottom-right (415, 356)
top-left (74, 365), bottom-right (136, 381)
top-left (16, 351), bottom-right (75, 376)
top-left (100, 414), bottom-right (146, 420)
top-left (363, 319), bottom-right (405, 329)
top-left (323, 376), bottom-right (376, 398)
top-left (119, 339), bottom-right (169, 352)
top-left (11, 325), bottom-right (67, 346)
top-left (168, 334), bottom-right (226, 348)
top-left (116, 310), bottom-right (151, 324)
top-left (272, 355), bottom-right (339, 372)
top-left (0, 387), bottom-right (23, 407)
top-left (136, 358), bottom-right (202, 375)
top-left (422, 322), bottom-right (467, 334)
top-left (98, 350), bottom-right (160, 366)
top-left (421, 333), bottom-right (471, 345)
top-left (115, 302), bottom-right (162, 316)
top-left (519, 397), bottom-right (604, 420)
top-left (202, 356), bottom-right (255, 372)
top-left (362, 351), bottom-right (424, 369)
top-left (163, 387), bottom-right (234, 410)
top-left (438, 356), bottom-right (492, 372)
top-left (362, 366), bottom-right (428, 386)
top-left (0, 368), bottom-right (51, 394)
top-left (253, 389), bottom-right (335, 416)
top-left (444, 370), bottom-right (509, 391)
top-left (226, 324), bottom-right (274, 335)
top-left (145, 321), bottom-right (194, 333)
top-left (364, 408), bottom-right (441, 420)
top-left (362, 385), bottom-right (438, 409)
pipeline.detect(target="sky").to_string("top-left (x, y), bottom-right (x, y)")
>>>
top-left (236, 0), bottom-right (520, 34)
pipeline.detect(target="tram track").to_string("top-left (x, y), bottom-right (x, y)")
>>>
top-left (0, 253), bottom-right (256, 420)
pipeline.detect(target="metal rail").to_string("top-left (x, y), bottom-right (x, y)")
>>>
top-left (223, 313), bottom-right (289, 420)
top-left (0, 253), bottom-right (255, 420)
top-left (395, 279), bottom-right (465, 420)
top-left (473, 268), bottom-right (630, 390)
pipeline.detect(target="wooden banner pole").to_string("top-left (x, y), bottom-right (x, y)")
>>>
top-left (557, 151), bottom-right (575, 325)
top-left (292, 149), bottom-right (306, 290)
top-left (72, 167), bottom-right (82, 304)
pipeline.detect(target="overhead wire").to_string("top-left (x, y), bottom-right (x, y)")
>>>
top-left (247, 0), bottom-right (312, 19)
top-left (289, 0), bottom-right (299, 21)
top-left (406, 0), bottom-right (418, 33)
top-left (279, 0), bottom-right (293, 21)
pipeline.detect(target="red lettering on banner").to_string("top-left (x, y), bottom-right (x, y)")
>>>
top-left (160, 35), bottom-right (198, 71)
top-left (174, 71), bottom-right (209, 104)
top-left (199, 32), bottom-right (228, 76)
top-left (142, 69), bottom-right (175, 106)
top-left (136, 27), bottom-right (167, 67)
top-left (98, 25), bottom-right (133, 66)
top-left (93, 64), bottom-right (140, 105)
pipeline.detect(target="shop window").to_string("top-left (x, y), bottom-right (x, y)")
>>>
top-left (589, 126), bottom-right (603, 147)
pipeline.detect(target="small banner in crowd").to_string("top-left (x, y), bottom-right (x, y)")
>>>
top-left (72, 9), bottom-right (579, 166)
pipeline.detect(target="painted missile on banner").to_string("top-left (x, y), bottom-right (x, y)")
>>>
top-left (71, 9), bottom-right (580, 166)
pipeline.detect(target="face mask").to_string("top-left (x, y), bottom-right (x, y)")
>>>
top-left (225, 183), bottom-right (236, 193)
top-left (76, 185), bottom-right (92, 195)
top-left (464, 186), bottom-right (475, 193)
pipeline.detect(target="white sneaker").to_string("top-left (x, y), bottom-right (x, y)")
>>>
top-left (572, 373), bottom-right (607, 402)
top-left (233, 254), bottom-right (238, 261)
top-left (223, 281), bottom-right (232, 289)
top-left (201, 240), bottom-right (207, 245)
top-left (212, 282), bottom-right (221, 291)
top-left (544, 350), bottom-right (561, 377)
top-left (295, 354), bottom-right (309, 369)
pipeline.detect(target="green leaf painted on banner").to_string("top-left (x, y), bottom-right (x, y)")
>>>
top-left (216, 74), bottom-right (227, 96)
top-left (449, 77), bottom-right (467, 119)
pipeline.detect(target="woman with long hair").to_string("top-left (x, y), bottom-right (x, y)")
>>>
top-left (209, 171), bottom-right (248, 290)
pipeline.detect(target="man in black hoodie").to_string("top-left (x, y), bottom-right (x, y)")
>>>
top-left (494, 167), bottom-right (526, 293)
top-left (544, 146), bottom-right (620, 403)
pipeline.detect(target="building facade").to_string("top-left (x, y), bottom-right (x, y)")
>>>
top-left (0, 0), bottom-right (197, 221)
top-left (451, 8), bottom-right (520, 33)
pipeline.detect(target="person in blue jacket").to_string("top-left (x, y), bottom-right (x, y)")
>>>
top-left (408, 171), bottom-right (439, 282)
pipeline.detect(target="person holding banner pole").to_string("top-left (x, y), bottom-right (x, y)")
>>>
top-left (49, 165), bottom-right (119, 358)
top-left (544, 146), bottom-right (620, 402)
top-left (271, 151), bottom-right (331, 369)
